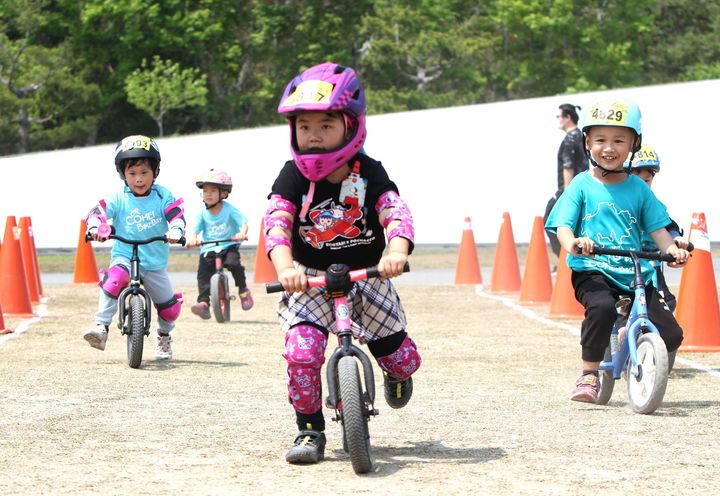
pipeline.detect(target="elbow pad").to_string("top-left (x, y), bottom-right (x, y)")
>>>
top-left (376, 191), bottom-right (415, 244)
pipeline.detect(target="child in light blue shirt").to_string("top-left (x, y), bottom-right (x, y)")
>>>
top-left (84, 135), bottom-right (186, 360)
top-left (189, 169), bottom-right (252, 319)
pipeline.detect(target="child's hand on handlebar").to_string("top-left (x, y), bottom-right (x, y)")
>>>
top-left (570, 237), bottom-right (594, 256)
top-left (378, 252), bottom-right (407, 279)
top-left (278, 266), bottom-right (307, 293)
top-left (673, 236), bottom-right (689, 250)
top-left (666, 244), bottom-right (690, 267)
top-left (165, 229), bottom-right (183, 244)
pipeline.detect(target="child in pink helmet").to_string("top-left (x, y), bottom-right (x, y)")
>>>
top-left (188, 168), bottom-right (253, 318)
top-left (265, 62), bottom-right (421, 464)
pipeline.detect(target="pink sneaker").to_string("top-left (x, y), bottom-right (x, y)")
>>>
top-left (570, 373), bottom-right (599, 403)
top-left (239, 289), bottom-right (253, 311)
top-left (191, 301), bottom-right (211, 320)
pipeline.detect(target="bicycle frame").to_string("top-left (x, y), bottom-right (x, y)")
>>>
top-left (594, 248), bottom-right (678, 380)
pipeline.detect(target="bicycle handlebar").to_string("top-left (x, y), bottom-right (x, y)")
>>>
top-left (85, 228), bottom-right (186, 247)
top-left (265, 262), bottom-right (410, 294)
top-left (199, 238), bottom-right (239, 245)
top-left (590, 244), bottom-right (693, 263)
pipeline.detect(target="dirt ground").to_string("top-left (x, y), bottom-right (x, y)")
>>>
top-left (2, 265), bottom-right (720, 495)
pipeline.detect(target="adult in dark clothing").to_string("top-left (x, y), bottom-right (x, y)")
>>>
top-left (544, 103), bottom-right (588, 258)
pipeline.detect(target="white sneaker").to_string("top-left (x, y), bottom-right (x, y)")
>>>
top-left (84, 324), bottom-right (109, 351)
top-left (155, 332), bottom-right (172, 360)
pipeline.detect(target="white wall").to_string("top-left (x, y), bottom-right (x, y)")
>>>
top-left (1, 79), bottom-right (718, 248)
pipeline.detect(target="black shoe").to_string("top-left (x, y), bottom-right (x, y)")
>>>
top-left (285, 430), bottom-right (326, 464)
top-left (383, 373), bottom-right (413, 409)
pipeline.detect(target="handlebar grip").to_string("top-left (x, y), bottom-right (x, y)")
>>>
top-left (365, 261), bottom-right (410, 279)
top-left (687, 242), bottom-right (694, 252)
top-left (266, 282), bottom-right (285, 294)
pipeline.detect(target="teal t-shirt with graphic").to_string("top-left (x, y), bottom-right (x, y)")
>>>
top-left (104, 184), bottom-right (181, 270)
top-left (545, 172), bottom-right (670, 291)
top-left (195, 201), bottom-right (248, 255)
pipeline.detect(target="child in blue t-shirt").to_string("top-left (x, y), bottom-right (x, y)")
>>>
top-left (83, 135), bottom-right (186, 360)
top-left (189, 169), bottom-right (252, 319)
top-left (628, 144), bottom-right (689, 314)
top-left (545, 98), bottom-right (690, 404)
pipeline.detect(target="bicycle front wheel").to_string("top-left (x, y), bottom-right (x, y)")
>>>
top-left (596, 346), bottom-right (615, 405)
top-left (338, 356), bottom-right (372, 474)
top-left (127, 295), bottom-right (145, 369)
top-left (627, 333), bottom-right (669, 414)
top-left (210, 273), bottom-right (231, 323)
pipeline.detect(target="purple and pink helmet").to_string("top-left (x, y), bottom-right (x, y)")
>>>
top-left (277, 62), bottom-right (367, 182)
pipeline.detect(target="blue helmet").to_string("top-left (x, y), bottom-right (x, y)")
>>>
top-left (629, 144), bottom-right (660, 171)
top-left (581, 97), bottom-right (642, 152)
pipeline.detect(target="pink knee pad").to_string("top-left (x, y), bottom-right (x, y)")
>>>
top-left (376, 335), bottom-right (421, 381)
top-left (283, 325), bottom-right (327, 414)
top-left (155, 293), bottom-right (183, 322)
top-left (98, 265), bottom-right (130, 298)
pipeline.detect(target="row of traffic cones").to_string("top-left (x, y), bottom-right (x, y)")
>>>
top-left (454, 212), bottom-right (720, 352)
top-left (1, 216), bottom-right (46, 333)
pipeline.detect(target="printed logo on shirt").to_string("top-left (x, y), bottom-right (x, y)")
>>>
top-left (299, 200), bottom-right (373, 250)
top-left (207, 224), bottom-right (230, 238)
top-left (125, 208), bottom-right (162, 232)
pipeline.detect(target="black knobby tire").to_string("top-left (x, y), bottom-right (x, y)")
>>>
top-left (596, 346), bottom-right (615, 405)
top-left (127, 295), bottom-right (145, 369)
top-left (210, 273), bottom-right (230, 323)
top-left (338, 356), bottom-right (372, 474)
top-left (627, 333), bottom-right (669, 414)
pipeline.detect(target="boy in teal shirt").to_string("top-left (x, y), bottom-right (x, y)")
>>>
top-left (189, 169), bottom-right (252, 318)
top-left (545, 98), bottom-right (690, 403)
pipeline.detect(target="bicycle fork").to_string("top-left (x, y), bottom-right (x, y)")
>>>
top-left (325, 295), bottom-right (378, 420)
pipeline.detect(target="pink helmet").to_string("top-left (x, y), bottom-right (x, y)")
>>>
top-left (277, 62), bottom-right (367, 181)
top-left (196, 169), bottom-right (233, 193)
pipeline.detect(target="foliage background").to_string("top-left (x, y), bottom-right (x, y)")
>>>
top-left (1, 0), bottom-right (719, 155)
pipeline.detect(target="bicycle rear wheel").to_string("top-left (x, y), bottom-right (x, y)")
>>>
top-left (210, 273), bottom-right (231, 323)
top-left (127, 295), bottom-right (145, 369)
top-left (338, 356), bottom-right (372, 474)
top-left (627, 333), bottom-right (669, 414)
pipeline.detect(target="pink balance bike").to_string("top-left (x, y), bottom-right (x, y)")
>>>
top-left (266, 262), bottom-right (409, 474)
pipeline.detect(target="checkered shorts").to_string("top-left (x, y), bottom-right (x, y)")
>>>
top-left (276, 265), bottom-right (407, 343)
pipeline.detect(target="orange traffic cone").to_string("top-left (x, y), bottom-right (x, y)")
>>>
top-left (454, 217), bottom-right (482, 285)
top-left (0, 301), bottom-right (10, 334)
top-left (18, 217), bottom-right (40, 303)
top-left (253, 218), bottom-right (278, 284)
top-left (490, 212), bottom-right (521, 293)
top-left (19, 216), bottom-right (44, 298)
top-left (549, 248), bottom-right (584, 319)
top-left (519, 216), bottom-right (553, 305)
top-left (73, 219), bottom-right (100, 284)
top-left (0, 216), bottom-right (35, 317)
top-left (676, 213), bottom-right (720, 352)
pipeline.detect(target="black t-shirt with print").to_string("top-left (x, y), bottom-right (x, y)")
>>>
top-left (269, 153), bottom-right (399, 271)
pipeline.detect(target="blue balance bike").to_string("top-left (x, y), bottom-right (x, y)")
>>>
top-left (592, 245), bottom-right (690, 414)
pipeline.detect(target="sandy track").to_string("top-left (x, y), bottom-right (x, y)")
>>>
top-left (1, 281), bottom-right (719, 495)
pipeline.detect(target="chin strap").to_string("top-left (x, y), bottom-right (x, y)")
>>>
top-left (588, 151), bottom-right (635, 177)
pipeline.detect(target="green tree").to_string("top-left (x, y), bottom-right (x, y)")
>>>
top-left (0, 0), bottom-right (100, 154)
top-left (125, 55), bottom-right (208, 137)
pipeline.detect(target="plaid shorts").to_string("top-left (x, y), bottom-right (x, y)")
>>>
top-left (277, 265), bottom-right (407, 343)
